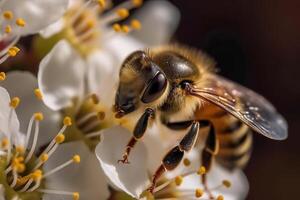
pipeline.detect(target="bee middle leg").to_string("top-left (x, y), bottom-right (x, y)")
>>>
top-left (118, 108), bottom-right (154, 164)
top-left (148, 121), bottom-right (200, 193)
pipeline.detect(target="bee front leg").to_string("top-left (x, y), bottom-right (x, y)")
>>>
top-left (118, 108), bottom-right (155, 164)
top-left (148, 121), bottom-right (200, 193)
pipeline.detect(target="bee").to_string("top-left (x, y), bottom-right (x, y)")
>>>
top-left (113, 44), bottom-right (288, 194)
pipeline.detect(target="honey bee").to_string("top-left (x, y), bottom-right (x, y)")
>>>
top-left (113, 44), bottom-right (288, 194)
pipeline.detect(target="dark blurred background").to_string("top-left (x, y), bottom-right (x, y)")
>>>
top-left (164, 0), bottom-right (299, 199)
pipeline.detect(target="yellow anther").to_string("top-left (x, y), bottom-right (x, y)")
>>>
top-left (10, 97), bottom-right (20, 108)
top-left (0, 72), bottom-right (6, 81)
top-left (175, 176), bottom-right (183, 186)
top-left (72, 155), bottom-right (81, 163)
top-left (90, 93), bottom-right (99, 104)
top-left (16, 146), bottom-right (25, 154)
top-left (217, 195), bottom-right (224, 200)
top-left (3, 11), bottom-right (13, 20)
top-left (197, 166), bottom-right (206, 175)
top-left (131, 19), bottom-right (141, 30)
top-left (222, 180), bottom-right (231, 188)
top-left (195, 188), bottom-right (204, 198)
top-left (32, 170), bottom-right (43, 181)
top-left (16, 18), bottom-right (26, 27)
top-left (5, 25), bottom-right (12, 33)
top-left (86, 20), bottom-right (95, 28)
top-left (73, 192), bottom-right (80, 200)
top-left (63, 116), bottom-right (72, 126)
top-left (16, 163), bottom-right (26, 173)
top-left (116, 8), bottom-right (129, 19)
top-left (34, 88), bottom-right (43, 100)
top-left (183, 158), bottom-right (191, 166)
top-left (112, 23), bottom-right (121, 32)
top-left (121, 25), bottom-right (130, 33)
top-left (1, 138), bottom-right (9, 148)
top-left (8, 46), bottom-right (20, 57)
top-left (97, 0), bottom-right (106, 8)
top-left (97, 112), bottom-right (105, 120)
top-left (34, 112), bottom-right (44, 121)
top-left (40, 154), bottom-right (49, 162)
top-left (132, 0), bottom-right (143, 7)
top-left (55, 134), bottom-right (65, 144)
top-left (17, 156), bottom-right (24, 162)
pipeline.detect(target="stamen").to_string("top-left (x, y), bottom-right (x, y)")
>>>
top-left (90, 93), bottom-right (100, 104)
top-left (85, 130), bottom-right (102, 138)
top-left (175, 176), bottom-right (183, 186)
top-left (97, 0), bottom-right (107, 9)
top-left (112, 24), bottom-right (121, 32)
top-left (183, 158), bottom-right (191, 167)
top-left (130, 19), bottom-right (141, 30)
top-left (10, 169), bottom-right (18, 188)
top-left (10, 97), bottom-right (20, 108)
top-left (34, 89), bottom-right (43, 100)
top-left (195, 188), bottom-right (204, 198)
top-left (0, 72), bottom-right (6, 81)
top-left (16, 18), bottom-right (26, 27)
top-left (132, 0), bottom-right (143, 7)
top-left (19, 178), bottom-right (33, 192)
top-left (25, 119), bottom-right (40, 163)
top-left (1, 138), bottom-right (8, 148)
top-left (63, 116), bottom-right (72, 126)
top-left (4, 25), bottom-right (12, 34)
top-left (121, 25), bottom-right (130, 33)
top-left (38, 189), bottom-right (80, 200)
top-left (222, 180), bottom-right (231, 188)
top-left (3, 11), bottom-right (13, 20)
top-left (116, 8), bottom-right (129, 19)
top-left (8, 46), bottom-right (20, 57)
top-left (197, 166), bottom-right (206, 175)
top-left (217, 195), bottom-right (224, 200)
top-left (24, 114), bottom-right (35, 149)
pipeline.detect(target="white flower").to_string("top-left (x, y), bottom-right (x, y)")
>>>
top-left (0, 71), bottom-right (110, 200)
top-left (0, 0), bottom-right (69, 64)
top-left (96, 126), bottom-right (249, 200)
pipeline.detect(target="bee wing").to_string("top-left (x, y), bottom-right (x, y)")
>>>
top-left (190, 74), bottom-right (288, 140)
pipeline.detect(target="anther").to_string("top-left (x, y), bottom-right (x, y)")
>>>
top-left (217, 195), bottom-right (224, 200)
top-left (16, 163), bottom-right (26, 173)
top-left (222, 180), bottom-right (231, 188)
top-left (63, 116), bottom-right (72, 126)
top-left (8, 46), bottom-right (20, 57)
top-left (16, 18), bottom-right (26, 27)
top-left (55, 134), bottom-right (65, 144)
top-left (89, 93), bottom-right (99, 104)
top-left (197, 166), bottom-right (206, 175)
top-left (97, 0), bottom-right (106, 9)
top-left (73, 192), bottom-right (80, 200)
top-left (1, 138), bottom-right (9, 148)
top-left (34, 112), bottom-right (44, 121)
top-left (34, 89), bottom-right (43, 100)
top-left (32, 170), bottom-right (43, 181)
top-left (5, 25), bottom-right (12, 33)
top-left (3, 11), bottom-right (13, 19)
top-left (112, 24), bottom-right (121, 32)
top-left (195, 188), bottom-right (204, 198)
top-left (10, 97), bottom-right (20, 108)
top-left (183, 158), bottom-right (191, 166)
top-left (72, 155), bottom-right (81, 163)
top-left (0, 72), bottom-right (6, 81)
top-left (131, 19), bottom-right (141, 30)
top-left (16, 146), bottom-right (25, 154)
top-left (132, 0), bottom-right (143, 7)
top-left (116, 8), bottom-right (129, 19)
top-left (175, 176), bottom-right (183, 186)
top-left (40, 154), bottom-right (49, 162)
top-left (121, 25), bottom-right (130, 33)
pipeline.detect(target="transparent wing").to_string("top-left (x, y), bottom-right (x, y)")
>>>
top-left (189, 74), bottom-right (288, 140)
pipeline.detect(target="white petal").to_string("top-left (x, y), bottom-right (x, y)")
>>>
top-left (0, 0), bottom-right (69, 36)
top-left (0, 86), bottom-right (20, 137)
top-left (131, 0), bottom-right (180, 46)
top-left (38, 40), bottom-right (85, 111)
top-left (44, 141), bottom-right (110, 200)
top-left (88, 35), bottom-right (144, 107)
top-left (1, 71), bottom-right (61, 145)
top-left (95, 126), bottom-right (150, 198)
top-left (39, 18), bottom-right (64, 38)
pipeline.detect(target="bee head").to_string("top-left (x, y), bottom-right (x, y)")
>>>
top-left (114, 51), bottom-right (168, 118)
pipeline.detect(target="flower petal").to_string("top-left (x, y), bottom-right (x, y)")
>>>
top-left (1, 71), bottom-right (61, 145)
top-left (95, 126), bottom-right (150, 198)
top-left (1, 0), bottom-right (69, 36)
top-left (131, 0), bottom-right (180, 46)
top-left (39, 18), bottom-right (64, 38)
top-left (44, 141), bottom-right (110, 200)
top-left (38, 40), bottom-right (85, 111)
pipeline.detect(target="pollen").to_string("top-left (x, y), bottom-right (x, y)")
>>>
top-left (34, 112), bottom-right (44, 121)
top-left (116, 8), bottom-right (129, 19)
top-left (132, 0), bottom-right (143, 7)
top-left (3, 11), bottom-right (13, 20)
top-left (10, 97), bottom-right (20, 108)
top-left (34, 88), bottom-right (43, 100)
top-left (16, 163), bottom-right (26, 173)
top-left (183, 158), bottom-right (191, 166)
top-left (97, 0), bottom-right (106, 8)
top-left (55, 134), bottom-right (65, 144)
top-left (175, 176), bottom-right (183, 186)
top-left (72, 155), bottom-right (81, 163)
top-left (5, 25), bottom-right (12, 33)
top-left (16, 18), bottom-right (26, 27)
top-left (112, 24), bottom-right (121, 32)
top-left (16, 146), bottom-right (25, 154)
top-left (195, 188), bottom-right (204, 198)
top-left (1, 138), bottom-right (9, 148)
top-left (121, 25), bottom-right (130, 33)
top-left (8, 46), bottom-right (20, 57)
top-left (63, 116), bottom-right (72, 126)
top-left (32, 170), bottom-right (43, 181)
top-left (40, 154), bottom-right (49, 162)
top-left (0, 72), bottom-right (6, 81)
top-left (217, 195), bottom-right (224, 200)
top-left (73, 192), bottom-right (80, 200)
top-left (197, 166), bottom-right (206, 175)
top-left (131, 19), bottom-right (141, 30)
top-left (222, 180), bottom-right (232, 188)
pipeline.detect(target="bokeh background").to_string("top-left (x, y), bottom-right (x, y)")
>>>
top-left (164, 0), bottom-right (299, 199)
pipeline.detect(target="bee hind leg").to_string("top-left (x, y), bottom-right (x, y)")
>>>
top-left (148, 121), bottom-right (200, 193)
top-left (118, 108), bottom-right (154, 164)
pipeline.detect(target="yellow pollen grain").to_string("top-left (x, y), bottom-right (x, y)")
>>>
top-left (97, 0), bottom-right (106, 9)
top-left (5, 25), bottom-right (12, 33)
top-left (175, 176), bottom-right (183, 186)
top-left (55, 134), bottom-right (65, 144)
top-left (63, 116), bottom-right (72, 126)
top-left (10, 97), bottom-right (20, 108)
top-left (72, 155), bottom-right (81, 163)
top-left (17, 156), bottom-right (24, 162)
top-left (217, 195), bottom-right (224, 200)
top-left (1, 138), bottom-right (9, 148)
top-left (195, 188), bottom-right (203, 198)
top-left (73, 192), bottom-right (80, 200)
top-left (40, 154), bottom-right (49, 162)
top-left (116, 8), bottom-right (129, 19)
top-left (131, 19), bottom-right (141, 30)
top-left (0, 72), bottom-right (6, 81)
top-left (112, 23), bottom-right (121, 32)
top-left (183, 158), bottom-right (191, 166)
top-left (34, 88), bottom-right (43, 100)
top-left (121, 25), bottom-right (130, 33)
top-left (222, 180), bottom-right (231, 188)
top-left (3, 11), bottom-right (13, 20)
top-left (16, 163), bottom-right (26, 173)
top-left (8, 46), bottom-right (20, 57)
top-left (197, 166), bottom-right (206, 175)
top-left (34, 112), bottom-right (44, 121)
top-left (132, 0), bottom-right (143, 7)
top-left (16, 18), bottom-right (26, 27)
top-left (32, 170), bottom-right (43, 181)
top-left (16, 146), bottom-right (25, 154)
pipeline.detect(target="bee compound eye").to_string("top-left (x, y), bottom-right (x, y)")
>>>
top-left (141, 72), bottom-right (167, 103)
